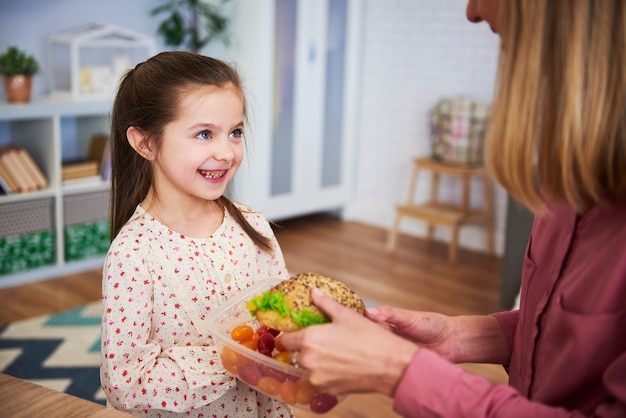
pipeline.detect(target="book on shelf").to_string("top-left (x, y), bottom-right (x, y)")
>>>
top-left (8, 150), bottom-right (37, 192)
top-left (0, 147), bottom-right (27, 193)
top-left (88, 134), bottom-right (109, 163)
top-left (61, 134), bottom-right (111, 185)
top-left (62, 160), bottom-right (100, 181)
top-left (0, 162), bottom-right (16, 194)
top-left (12, 150), bottom-right (38, 191)
top-left (0, 155), bottom-right (19, 194)
top-left (17, 147), bottom-right (48, 189)
top-left (88, 133), bottom-right (111, 181)
top-left (62, 175), bottom-right (106, 189)
top-left (0, 145), bottom-right (48, 194)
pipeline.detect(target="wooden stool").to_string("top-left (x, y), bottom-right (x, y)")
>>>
top-left (386, 157), bottom-right (494, 264)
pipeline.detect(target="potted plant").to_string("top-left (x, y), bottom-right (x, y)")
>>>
top-left (0, 46), bottom-right (41, 104)
top-left (151, 0), bottom-right (232, 53)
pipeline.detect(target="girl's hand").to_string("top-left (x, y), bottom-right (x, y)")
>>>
top-left (279, 289), bottom-right (419, 396)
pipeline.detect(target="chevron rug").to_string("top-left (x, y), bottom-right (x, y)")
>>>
top-left (0, 298), bottom-right (380, 408)
top-left (0, 301), bottom-right (105, 405)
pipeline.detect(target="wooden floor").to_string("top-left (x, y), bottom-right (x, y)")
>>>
top-left (0, 213), bottom-right (508, 417)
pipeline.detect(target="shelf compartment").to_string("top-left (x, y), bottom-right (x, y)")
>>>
top-left (0, 198), bottom-right (56, 275)
top-left (0, 118), bottom-right (55, 188)
top-left (63, 190), bottom-right (110, 261)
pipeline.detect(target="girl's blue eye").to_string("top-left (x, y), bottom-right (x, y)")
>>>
top-left (230, 128), bottom-right (243, 138)
top-left (196, 130), bottom-right (211, 140)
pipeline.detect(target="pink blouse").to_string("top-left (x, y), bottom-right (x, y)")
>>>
top-left (101, 205), bottom-right (293, 417)
top-left (394, 200), bottom-right (626, 417)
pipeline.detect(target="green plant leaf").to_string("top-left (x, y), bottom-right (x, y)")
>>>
top-left (158, 11), bottom-right (186, 47)
top-left (0, 46), bottom-right (40, 76)
top-left (151, 0), bottom-right (232, 53)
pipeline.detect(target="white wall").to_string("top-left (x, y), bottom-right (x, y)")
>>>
top-left (0, 0), bottom-right (235, 98)
top-left (343, 0), bottom-right (507, 255)
top-left (0, 0), bottom-right (157, 98)
top-left (0, 0), bottom-right (507, 254)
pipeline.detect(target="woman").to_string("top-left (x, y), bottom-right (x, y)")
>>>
top-left (281, 1), bottom-right (626, 416)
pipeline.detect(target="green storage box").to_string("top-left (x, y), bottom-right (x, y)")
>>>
top-left (0, 198), bottom-right (56, 275)
top-left (63, 190), bottom-right (110, 261)
top-left (64, 220), bottom-right (110, 261)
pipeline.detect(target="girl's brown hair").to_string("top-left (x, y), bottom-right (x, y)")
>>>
top-left (486, 0), bottom-right (626, 213)
top-left (109, 51), bottom-right (273, 252)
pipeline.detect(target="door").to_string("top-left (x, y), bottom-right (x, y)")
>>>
top-left (233, 0), bottom-right (362, 221)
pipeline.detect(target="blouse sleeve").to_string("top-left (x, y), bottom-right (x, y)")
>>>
top-left (393, 348), bottom-right (624, 417)
top-left (100, 233), bottom-right (236, 414)
top-left (491, 309), bottom-right (519, 367)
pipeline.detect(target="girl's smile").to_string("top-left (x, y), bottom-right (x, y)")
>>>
top-left (150, 83), bottom-right (245, 207)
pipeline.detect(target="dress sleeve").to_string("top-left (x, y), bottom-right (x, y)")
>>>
top-left (264, 226), bottom-right (289, 279)
top-left (245, 209), bottom-right (289, 279)
top-left (100, 233), bottom-right (236, 414)
top-left (393, 348), bottom-right (624, 418)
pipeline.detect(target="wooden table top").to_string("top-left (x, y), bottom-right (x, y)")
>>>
top-left (0, 373), bottom-right (133, 417)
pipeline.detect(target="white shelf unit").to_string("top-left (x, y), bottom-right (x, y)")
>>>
top-left (0, 96), bottom-right (111, 288)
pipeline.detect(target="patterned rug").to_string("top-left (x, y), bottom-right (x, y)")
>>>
top-left (0, 301), bottom-right (105, 405)
top-left (0, 297), bottom-right (380, 408)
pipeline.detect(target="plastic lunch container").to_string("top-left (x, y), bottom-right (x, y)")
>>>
top-left (206, 278), bottom-right (342, 414)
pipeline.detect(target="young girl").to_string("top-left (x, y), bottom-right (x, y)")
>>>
top-left (100, 51), bottom-right (293, 418)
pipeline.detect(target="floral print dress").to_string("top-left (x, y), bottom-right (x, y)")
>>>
top-left (101, 204), bottom-right (293, 417)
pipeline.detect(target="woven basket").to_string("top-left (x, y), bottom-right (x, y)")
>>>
top-left (430, 97), bottom-right (490, 166)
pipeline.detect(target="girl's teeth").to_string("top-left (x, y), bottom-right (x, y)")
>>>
top-left (200, 170), bottom-right (223, 179)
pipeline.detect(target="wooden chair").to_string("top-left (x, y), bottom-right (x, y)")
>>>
top-left (386, 157), bottom-right (494, 264)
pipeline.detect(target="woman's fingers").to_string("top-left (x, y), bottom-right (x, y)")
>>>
top-left (280, 288), bottom-right (356, 352)
top-left (309, 287), bottom-right (361, 320)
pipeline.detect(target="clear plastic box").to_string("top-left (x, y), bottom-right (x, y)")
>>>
top-left (206, 278), bottom-right (341, 414)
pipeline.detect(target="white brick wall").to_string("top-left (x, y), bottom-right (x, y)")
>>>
top-left (344, 0), bottom-right (508, 255)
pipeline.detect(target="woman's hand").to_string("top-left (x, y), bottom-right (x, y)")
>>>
top-left (365, 305), bottom-right (460, 362)
top-left (367, 304), bottom-right (510, 365)
top-left (279, 289), bottom-right (419, 396)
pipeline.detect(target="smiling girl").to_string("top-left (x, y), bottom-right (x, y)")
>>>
top-left (100, 51), bottom-right (293, 418)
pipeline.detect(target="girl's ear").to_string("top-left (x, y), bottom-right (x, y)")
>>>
top-left (127, 126), bottom-right (155, 161)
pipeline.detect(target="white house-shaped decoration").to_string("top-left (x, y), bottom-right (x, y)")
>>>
top-left (48, 23), bottom-right (156, 101)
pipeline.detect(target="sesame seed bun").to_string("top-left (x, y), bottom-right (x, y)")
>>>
top-left (254, 273), bottom-right (366, 332)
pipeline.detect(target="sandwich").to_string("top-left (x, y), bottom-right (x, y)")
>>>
top-left (246, 272), bottom-right (366, 332)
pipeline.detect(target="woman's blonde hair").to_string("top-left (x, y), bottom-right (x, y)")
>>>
top-left (486, 0), bottom-right (626, 213)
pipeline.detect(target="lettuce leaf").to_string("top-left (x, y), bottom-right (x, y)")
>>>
top-left (247, 291), bottom-right (329, 328)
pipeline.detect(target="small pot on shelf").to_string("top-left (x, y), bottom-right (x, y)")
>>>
top-left (3, 74), bottom-right (34, 103)
top-left (0, 46), bottom-right (40, 104)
